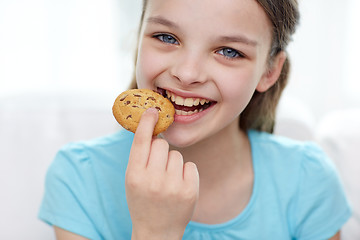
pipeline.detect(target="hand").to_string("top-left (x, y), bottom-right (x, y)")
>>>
top-left (125, 108), bottom-right (199, 240)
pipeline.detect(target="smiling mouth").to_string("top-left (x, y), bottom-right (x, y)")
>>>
top-left (158, 88), bottom-right (215, 116)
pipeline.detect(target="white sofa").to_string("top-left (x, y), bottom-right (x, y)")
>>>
top-left (0, 91), bottom-right (358, 239)
top-left (315, 109), bottom-right (360, 240)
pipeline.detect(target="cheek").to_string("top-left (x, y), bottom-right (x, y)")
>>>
top-left (219, 70), bottom-right (259, 109)
top-left (135, 44), bottom-right (167, 89)
top-left (135, 50), bottom-right (153, 89)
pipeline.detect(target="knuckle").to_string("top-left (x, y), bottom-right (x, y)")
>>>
top-left (185, 162), bottom-right (199, 178)
top-left (185, 161), bottom-right (196, 169)
top-left (168, 151), bottom-right (184, 166)
top-left (132, 137), bottom-right (146, 148)
top-left (169, 150), bottom-right (183, 161)
top-left (147, 179), bottom-right (163, 195)
top-left (182, 186), bottom-right (198, 202)
top-left (182, 186), bottom-right (197, 199)
top-left (153, 138), bottom-right (169, 149)
top-left (125, 171), bottom-right (141, 189)
top-left (166, 187), bottom-right (179, 199)
top-left (168, 181), bottom-right (182, 194)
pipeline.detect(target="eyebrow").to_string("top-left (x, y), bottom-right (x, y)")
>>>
top-left (146, 16), bottom-right (179, 29)
top-left (218, 35), bottom-right (258, 47)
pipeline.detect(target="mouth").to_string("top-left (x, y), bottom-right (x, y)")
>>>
top-left (157, 88), bottom-right (216, 116)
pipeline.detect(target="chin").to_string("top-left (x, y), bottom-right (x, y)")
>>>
top-left (160, 127), bottom-right (202, 149)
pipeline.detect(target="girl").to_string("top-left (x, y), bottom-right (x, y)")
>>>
top-left (39, 0), bottom-right (352, 239)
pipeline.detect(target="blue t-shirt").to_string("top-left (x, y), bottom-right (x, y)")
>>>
top-left (38, 130), bottom-right (351, 240)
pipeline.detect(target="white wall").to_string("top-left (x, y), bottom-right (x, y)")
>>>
top-left (0, 0), bottom-right (142, 96)
top-left (286, 0), bottom-right (360, 119)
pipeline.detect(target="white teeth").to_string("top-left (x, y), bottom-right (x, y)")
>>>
top-left (193, 98), bottom-right (200, 106)
top-left (164, 90), bottom-right (212, 116)
top-left (166, 90), bottom-right (210, 107)
top-left (175, 110), bottom-right (185, 115)
top-left (175, 109), bottom-right (199, 116)
top-left (175, 96), bottom-right (184, 105)
top-left (184, 98), bottom-right (194, 107)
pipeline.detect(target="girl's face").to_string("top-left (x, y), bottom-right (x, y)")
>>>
top-left (136, 0), bottom-right (275, 147)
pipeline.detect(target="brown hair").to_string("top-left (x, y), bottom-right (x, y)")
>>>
top-left (129, 0), bottom-right (300, 133)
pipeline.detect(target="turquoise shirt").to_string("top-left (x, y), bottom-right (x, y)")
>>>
top-left (39, 130), bottom-right (351, 239)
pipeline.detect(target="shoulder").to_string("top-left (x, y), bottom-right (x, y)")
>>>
top-left (248, 130), bottom-right (336, 174)
top-left (61, 129), bottom-right (134, 153)
top-left (249, 130), bottom-right (342, 199)
top-left (40, 130), bottom-right (135, 239)
top-left (249, 129), bottom-right (320, 154)
top-left (42, 130), bottom-right (134, 212)
top-left (57, 129), bottom-right (134, 163)
top-left (249, 131), bottom-right (351, 239)
top-left (47, 130), bottom-right (134, 181)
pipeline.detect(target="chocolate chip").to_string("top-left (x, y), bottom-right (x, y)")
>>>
top-left (125, 101), bottom-right (131, 105)
top-left (147, 97), bottom-right (156, 101)
top-left (133, 94), bottom-right (142, 97)
top-left (155, 107), bottom-right (161, 111)
top-left (119, 95), bottom-right (128, 101)
top-left (126, 115), bottom-right (132, 119)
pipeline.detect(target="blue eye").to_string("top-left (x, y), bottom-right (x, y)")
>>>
top-left (155, 34), bottom-right (179, 45)
top-left (217, 48), bottom-right (243, 59)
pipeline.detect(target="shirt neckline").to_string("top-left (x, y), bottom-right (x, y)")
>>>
top-left (187, 130), bottom-right (260, 231)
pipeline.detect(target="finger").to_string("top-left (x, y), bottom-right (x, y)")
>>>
top-left (183, 162), bottom-right (199, 190)
top-left (166, 150), bottom-right (184, 179)
top-left (128, 108), bottom-right (159, 169)
top-left (147, 138), bottom-right (169, 171)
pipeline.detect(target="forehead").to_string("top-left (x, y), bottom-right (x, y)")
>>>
top-left (144, 0), bottom-right (272, 47)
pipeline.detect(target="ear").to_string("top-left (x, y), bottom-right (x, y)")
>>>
top-left (256, 51), bottom-right (287, 92)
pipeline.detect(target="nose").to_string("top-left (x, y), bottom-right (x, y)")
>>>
top-left (170, 50), bottom-right (207, 86)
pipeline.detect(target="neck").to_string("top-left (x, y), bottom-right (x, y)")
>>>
top-left (171, 118), bottom-right (254, 224)
top-left (171, 118), bottom-right (251, 187)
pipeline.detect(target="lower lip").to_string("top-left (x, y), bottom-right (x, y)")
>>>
top-left (173, 104), bottom-right (215, 123)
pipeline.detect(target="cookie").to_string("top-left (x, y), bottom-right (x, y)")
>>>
top-left (112, 89), bottom-right (175, 135)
